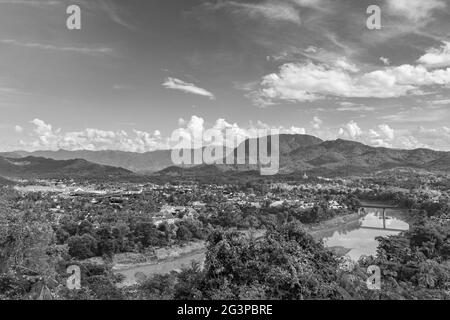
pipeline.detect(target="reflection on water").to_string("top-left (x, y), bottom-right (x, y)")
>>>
top-left (322, 208), bottom-right (409, 261)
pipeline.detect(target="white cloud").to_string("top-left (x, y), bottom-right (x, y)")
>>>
top-left (334, 120), bottom-right (450, 150)
top-left (418, 41), bottom-right (450, 67)
top-left (171, 116), bottom-right (305, 149)
top-left (96, 0), bottom-right (137, 30)
top-left (186, 115), bottom-right (205, 139)
top-left (25, 119), bottom-right (168, 152)
top-left (337, 102), bottom-right (375, 112)
top-left (304, 46), bottom-right (318, 53)
top-left (377, 124), bottom-right (395, 140)
top-left (30, 118), bottom-right (56, 147)
top-left (403, 126), bottom-right (450, 150)
top-left (19, 117), bottom-right (308, 152)
top-left (14, 125), bottom-right (23, 133)
top-left (339, 121), bottom-right (362, 139)
top-left (9, 117), bottom-right (450, 152)
top-left (0, 39), bottom-right (113, 56)
top-left (0, 0), bottom-right (59, 6)
top-left (211, 1), bottom-right (302, 25)
top-left (162, 77), bottom-right (215, 100)
top-left (113, 84), bottom-right (133, 90)
top-left (432, 99), bottom-right (450, 105)
top-left (386, 0), bottom-right (446, 22)
top-left (381, 108), bottom-right (447, 123)
top-left (310, 116), bottom-right (323, 129)
top-left (285, 126), bottom-right (306, 135)
top-left (334, 58), bottom-right (359, 73)
top-left (380, 57), bottom-right (390, 66)
top-left (0, 87), bottom-right (19, 94)
top-left (250, 61), bottom-right (450, 105)
top-left (338, 121), bottom-right (391, 147)
top-left (290, 0), bottom-right (322, 8)
top-left (366, 125), bottom-right (395, 147)
top-left (178, 118), bottom-right (186, 126)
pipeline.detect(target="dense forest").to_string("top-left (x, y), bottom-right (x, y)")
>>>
top-left (0, 184), bottom-right (449, 300)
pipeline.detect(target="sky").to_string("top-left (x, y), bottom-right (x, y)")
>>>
top-left (0, 0), bottom-right (450, 152)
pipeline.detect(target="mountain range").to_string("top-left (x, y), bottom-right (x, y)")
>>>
top-left (0, 156), bottom-right (133, 179)
top-left (0, 176), bottom-right (14, 186)
top-left (157, 134), bottom-right (450, 177)
top-left (1, 134), bottom-right (449, 179)
top-left (0, 149), bottom-right (173, 174)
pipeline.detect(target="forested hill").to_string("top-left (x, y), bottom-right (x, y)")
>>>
top-left (157, 135), bottom-right (450, 177)
top-left (0, 156), bottom-right (134, 179)
top-left (3, 134), bottom-right (450, 177)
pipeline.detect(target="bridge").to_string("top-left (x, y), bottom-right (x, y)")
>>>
top-left (359, 204), bottom-right (399, 209)
top-left (356, 203), bottom-right (408, 232)
top-left (357, 225), bottom-right (408, 233)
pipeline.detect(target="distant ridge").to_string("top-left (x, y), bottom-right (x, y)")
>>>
top-left (156, 135), bottom-right (450, 177)
top-left (1, 149), bottom-right (174, 174)
top-left (0, 156), bottom-right (134, 179)
top-left (2, 134), bottom-right (449, 177)
top-left (0, 176), bottom-right (14, 186)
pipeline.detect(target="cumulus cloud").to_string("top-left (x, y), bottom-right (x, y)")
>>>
top-left (334, 120), bottom-right (450, 150)
top-left (310, 116), bottom-right (323, 130)
top-left (171, 116), bottom-right (306, 149)
top-left (379, 124), bottom-right (395, 140)
top-left (18, 117), bottom-right (308, 152)
top-left (286, 126), bottom-right (306, 135)
top-left (339, 121), bottom-right (396, 148)
top-left (250, 40), bottom-right (450, 106)
top-left (162, 77), bottom-right (215, 99)
top-left (24, 119), bottom-right (168, 152)
top-left (338, 121), bottom-right (362, 139)
top-left (418, 41), bottom-right (450, 67)
top-left (408, 126), bottom-right (450, 150)
top-left (10, 117), bottom-right (450, 152)
top-left (380, 57), bottom-right (390, 66)
top-left (14, 125), bottom-right (23, 133)
top-left (334, 58), bottom-right (359, 73)
top-left (250, 60), bottom-right (450, 106)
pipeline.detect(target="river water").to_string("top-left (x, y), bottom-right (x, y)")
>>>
top-left (116, 208), bottom-right (410, 286)
top-left (321, 207), bottom-right (410, 261)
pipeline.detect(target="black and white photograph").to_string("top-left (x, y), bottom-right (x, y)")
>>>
top-left (0, 0), bottom-right (449, 305)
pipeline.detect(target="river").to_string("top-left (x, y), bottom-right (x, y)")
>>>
top-left (115, 206), bottom-right (410, 286)
top-left (116, 250), bottom-right (205, 287)
top-left (320, 206), bottom-right (410, 261)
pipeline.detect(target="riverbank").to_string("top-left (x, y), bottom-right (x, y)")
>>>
top-left (307, 211), bottom-right (366, 240)
top-left (115, 246), bottom-right (206, 287)
top-left (113, 213), bottom-right (364, 287)
top-left (113, 229), bottom-right (266, 287)
top-left (319, 206), bottom-right (410, 261)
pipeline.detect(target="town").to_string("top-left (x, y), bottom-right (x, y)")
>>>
top-left (1, 167), bottom-right (449, 299)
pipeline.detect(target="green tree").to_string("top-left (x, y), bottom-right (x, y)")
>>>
top-left (68, 234), bottom-right (98, 259)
